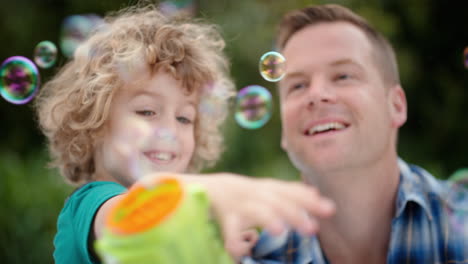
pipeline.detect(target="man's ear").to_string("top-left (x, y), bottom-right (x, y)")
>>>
top-left (389, 84), bottom-right (407, 128)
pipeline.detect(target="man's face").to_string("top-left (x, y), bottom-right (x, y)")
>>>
top-left (279, 22), bottom-right (406, 175)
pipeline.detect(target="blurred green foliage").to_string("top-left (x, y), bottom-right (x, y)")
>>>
top-left (0, 150), bottom-right (73, 263)
top-left (1, 0), bottom-right (468, 263)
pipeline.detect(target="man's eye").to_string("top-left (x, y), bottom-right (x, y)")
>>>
top-left (136, 110), bottom-right (155, 116)
top-left (290, 82), bottom-right (307, 91)
top-left (177, 116), bottom-right (192, 124)
top-left (335, 73), bottom-right (352, 81)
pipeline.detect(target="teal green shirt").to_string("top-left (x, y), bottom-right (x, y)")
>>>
top-left (53, 181), bottom-right (126, 264)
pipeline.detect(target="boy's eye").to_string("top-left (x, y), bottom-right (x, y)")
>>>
top-left (177, 116), bottom-right (192, 124)
top-left (136, 110), bottom-right (155, 116)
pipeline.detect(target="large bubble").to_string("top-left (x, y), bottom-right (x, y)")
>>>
top-left (34, 40), bottom-right (58, 69)
top-left (445, 169), bottom-right (468, 235)
top-left (259, 51), bottom-right (286, 82)
top-left (60, 14), bottom-right (104, 58)
top-left (235, 85), bottom-right (272, 129)
top-left (104, 115), bottom-right (181, 183)
top-left (0, 56), bottom-right (40, 104)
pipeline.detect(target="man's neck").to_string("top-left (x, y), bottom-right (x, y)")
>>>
top-left (303, 156), bottom-right (400, 263)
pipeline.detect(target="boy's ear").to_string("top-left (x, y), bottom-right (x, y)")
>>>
top-left (389, 84), bottom-right (407, 128)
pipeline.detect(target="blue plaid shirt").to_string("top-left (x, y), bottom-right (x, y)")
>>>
top-left (243, 159), bottom-right (468, 264)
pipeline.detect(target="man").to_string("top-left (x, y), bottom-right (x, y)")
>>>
top-left (240, 4), bottom-right (468, 263)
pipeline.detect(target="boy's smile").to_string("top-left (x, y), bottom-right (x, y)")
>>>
top-left (96, 68), bottom-right (197, 186)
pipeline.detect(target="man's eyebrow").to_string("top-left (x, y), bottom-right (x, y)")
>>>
top-left (281, 71), bottom-right (307, 82)
top-left (329, 58), bottom-right (364, 70)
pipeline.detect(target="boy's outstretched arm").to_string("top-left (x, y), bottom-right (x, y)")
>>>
top-left (92, 173), bottom-right (336, 261)
top-left (183, 174), bottom-right (335, 260)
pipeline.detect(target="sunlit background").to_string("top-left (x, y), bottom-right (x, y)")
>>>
top-left (1, 0), bottom-right (468, 262)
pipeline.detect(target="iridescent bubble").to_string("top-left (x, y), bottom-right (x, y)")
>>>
top-left (445, 169), bottom-right (468, 235)
top-left (60, 14), bottom-right (104, 58)
top-left (198, 83), bottom-right (234, 118)
top-left (105, 115), bottom-right (182, 183)
top-left (464, 47), bottom-right (468, 69)
top-left (0, 56), bottom-right (40, 105)
top-left (259, 51), bottom-right (286, 82)
top-left (235, 85), bottom-right (272, 129)
top-left (159, 0), bottom-right (196, 17)
top-left (104, 116), bottom-right (153, 183)
top-left (34, 40), bottom-right (58, 69)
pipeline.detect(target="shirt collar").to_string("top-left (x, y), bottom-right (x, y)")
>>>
top-left (394, 158), bottom-right (440, 221)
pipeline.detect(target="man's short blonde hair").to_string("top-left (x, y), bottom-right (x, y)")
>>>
top-left (277, 4), bottom-right (400, 86)
top-left (35, 4), bottom-right (235, 185)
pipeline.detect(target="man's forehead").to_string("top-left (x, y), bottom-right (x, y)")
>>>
top-left (281, 23), bottom-right (372, 73)
top-left (282, 22), bottom-right (372, 57)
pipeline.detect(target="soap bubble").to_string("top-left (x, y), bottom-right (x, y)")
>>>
top-left (259, 51), bottom-right (286, 82)
top-left (34, 40), bottom-right (58, 69)
top-left (235, 85), bottom-right (272, 129)
top-left (0, 56), bottom-right (40, 104)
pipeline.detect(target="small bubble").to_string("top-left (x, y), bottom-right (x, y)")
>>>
top-left (235, 85), bottom-right (272, 129)
top-left (60, 14), bottom-right (104, 58)
top-left (0, 56), bottom-right (40, 104)
top-left (259, 51), bottom-right (286, 82)
top-left (34, 41), bottom-right (58, 69)
top-left (159, 0), bottom-right (196, 17)
top-left (198, 83), bottom-right (232, 118)
top-left (464, 47), bottom-right (468, 69)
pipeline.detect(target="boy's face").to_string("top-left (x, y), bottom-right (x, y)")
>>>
top-left (97, 69), bottom-right (197, 186)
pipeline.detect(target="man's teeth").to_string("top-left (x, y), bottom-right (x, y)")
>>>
top-left (149, 152), bottom-right (172, 161)
top-left (309, 122), bottom-right (346, 135)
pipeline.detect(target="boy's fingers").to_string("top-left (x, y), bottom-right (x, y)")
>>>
top-left (278, 182), bottom-right (336, 217)
top-left (229, 229), bottom-right (259, 262)
top-left (271, 200), bottom-right (320, 235)
top-left (222, 216), bottom-right (252, 259)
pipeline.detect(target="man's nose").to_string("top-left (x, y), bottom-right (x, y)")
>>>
top-left (306, 79), bottom-right (336, 108)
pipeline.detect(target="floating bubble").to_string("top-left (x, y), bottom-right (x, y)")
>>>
top-left (144, 127), bottom-right (179, 152)
top-left (259, 51), bottom-right (286, 82)
top-left (0, 56), bottom-right (40, 104)
top-left (104, 116), bottom-right (153, 184)
top-left (60, 14), bottom-right (104, 58)
top-left (159, 0), bottom-right (196, 17)
top-left (105, 115), bottom-right (182, 184)
top-left (34, 40), bottom-right (58, 69)
top-left (464, 47), bottom-right (468, 69)
top-left (235, 85), bottom-right (272, 129)
top-left (445, 169), bottom-right (468, 235)
top-left (198, 83), bottom-right (234, 118)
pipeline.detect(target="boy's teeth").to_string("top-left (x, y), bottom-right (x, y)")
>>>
top-left (309, 122), bottom-right (346, 135)
top-left (149, 152), bottom-right (172, 161)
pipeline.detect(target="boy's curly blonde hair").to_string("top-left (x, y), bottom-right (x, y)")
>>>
top-left (34, 4), bottom-right (235, 185)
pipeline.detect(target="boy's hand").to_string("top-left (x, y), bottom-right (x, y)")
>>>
top-left (181, 173), bottom-right (335, 260)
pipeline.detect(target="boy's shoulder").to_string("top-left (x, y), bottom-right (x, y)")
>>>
top-left (54, 181), bottom-right (126, 264)
top-left (65, 181), bottom-right (126, 203)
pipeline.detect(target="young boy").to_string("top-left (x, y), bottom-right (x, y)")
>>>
top-left (35, 4), bottom-right (335, 264)
top-left (34, 4), bottom-right (235, 263)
